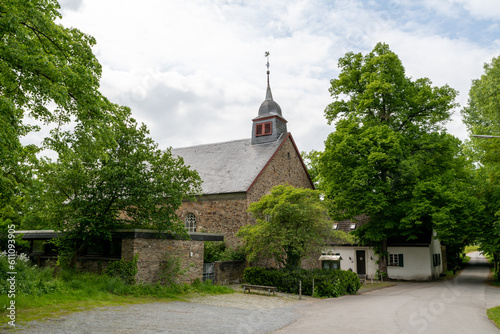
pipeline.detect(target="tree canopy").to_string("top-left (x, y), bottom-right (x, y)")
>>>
top-left (0, 0), bottom-right (110, 221)
top-left (35, 106), bottom-right (202, 266)
top-left (0, 1), bottom-right (203, 264)
top-left (318, 43), bottom-right (478, 273)
top-left (324, 43), bottom-right (458, 134)
top-left (462, 55), bottom-right (500, 273)
top-left (238, 185), bottom-right (346, 269)
top-left (0, 0), bottom-right (107, 123)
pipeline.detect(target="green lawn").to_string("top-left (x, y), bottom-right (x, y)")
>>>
top-left (487, 306), bottom-right (500, 329)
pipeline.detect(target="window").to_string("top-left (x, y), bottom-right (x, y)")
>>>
top-left (256, 122), bottom-right (272, 136)
top-left (388, 253), bottom-right (404, 267)
top-left (185, 213), bottom-right (196, 232)
top-left (433, 253), bottom-right (441, 267)
top-left (322, 260), bottom-right (340, 270)
top-left (319, 253), bottom-right (341, 270)
top-left (332, 223), bottom-right (339, 230)
top-left (86, 242), bottom-right (104, 256)
top-left (350, 223), bottom-right (357, 230)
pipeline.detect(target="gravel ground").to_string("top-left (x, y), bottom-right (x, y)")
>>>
top-left (7, 288), bottom-right (315, 334)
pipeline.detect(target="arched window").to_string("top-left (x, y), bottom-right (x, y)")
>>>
top-left (185, 213), bottom-right (196, 232)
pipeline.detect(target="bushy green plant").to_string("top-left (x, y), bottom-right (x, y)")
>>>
top-left (204, 241), bottom-right (246, 263)
top-left (204, 241), bottom-right (226, 263)
top-left (159, 252), bottom-right (187, 286)
top-left (243, 267), bottom-right (361, 297)
top-left (104, 254), bottom-right (138, 285)
top-left (0, 252), bottom-right (61, 299)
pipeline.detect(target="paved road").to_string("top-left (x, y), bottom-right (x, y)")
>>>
top-left (275, 251), bottom-right (500, 334)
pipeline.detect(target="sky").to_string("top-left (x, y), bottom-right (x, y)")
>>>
top-left (31, 0), bottom-right (500, 154)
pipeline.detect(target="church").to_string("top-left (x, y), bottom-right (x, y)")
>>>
top-left (18, 60), bottom-right (316, 284)
top-left (173, 61), bottom-right (314, 249)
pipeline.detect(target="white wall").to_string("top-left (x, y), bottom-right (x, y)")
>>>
top-left (387, 246), bottom-right (433, 281)
top-left (326, 246), bottom-right (378, 279)
top-left (330, 237), bottom-right (444, 281)
top-left (429, 236), bottom-right (444, 278)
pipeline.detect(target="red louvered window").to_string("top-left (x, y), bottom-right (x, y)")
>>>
top-left (256, 122), bottom-right (272, 136)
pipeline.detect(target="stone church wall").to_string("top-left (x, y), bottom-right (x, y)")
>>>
top-left (247, 136), bottom-right (313, 204)
top-left (176, 136), bottom-right (314, 262)
top-left (177, 194), bottom-right (249, 248)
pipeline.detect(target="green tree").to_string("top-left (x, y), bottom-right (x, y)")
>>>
top-left (301, 150), bottom-right (322, 187)
top-left (0, 0), bottom-right (110, 232)
top-left (36, 107), bottom-right (202, 267)
top-left (319, 43), bottom-right (475, 274)
top-left (238, 185), bottom-right (346, 269)
top-left (462, 55), bottom-right (500, 273)
top-left (0, 0), bottom-right (107, 123)
top-left (324, 42), bottom-right (458, 132)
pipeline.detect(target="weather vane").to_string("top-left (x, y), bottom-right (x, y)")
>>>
top-left (265, 51), bottom-right (270, 73)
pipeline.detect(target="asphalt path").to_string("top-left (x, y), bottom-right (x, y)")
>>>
top-left (275, 251), bottom-right (500, 334)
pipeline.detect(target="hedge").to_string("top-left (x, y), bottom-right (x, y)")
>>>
top-left (243, 267), bottom-right (361, 297)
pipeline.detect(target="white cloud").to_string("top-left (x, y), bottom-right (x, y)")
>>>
top-left (454, 0), bottom-right (500, 20)
top-left (45, 0), bottom-right (500, 154)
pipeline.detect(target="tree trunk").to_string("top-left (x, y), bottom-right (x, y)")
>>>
top-left (69, 241), bottom-right (87, 269)
top-left (378, 239), bottom-right (388, 279)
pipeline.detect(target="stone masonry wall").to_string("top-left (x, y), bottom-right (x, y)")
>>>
top-left (122, 238), bottom-right (204, 284)
top-left (247, 136), bottom-right (313, 204)
top-left (177, 195), bottom-right (248, 248)
top-left (176, 135), bottom-right (314, 262)
top-left (300, 251), bottom-right (322, 270)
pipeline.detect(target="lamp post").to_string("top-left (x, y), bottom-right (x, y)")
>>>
top-left (472, 135), bottom-right (500, 139)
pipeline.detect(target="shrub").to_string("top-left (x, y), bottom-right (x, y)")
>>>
top-left (104, 254), bottom-right (138, 285)
top-left (159, 252), bottom-right (186, 286)
top-left (243, 267), bottom-right (361, 297)
top-left (0, 251), bottom-right (61, 297)
top-left (204, 241), bottom-right (246, 263)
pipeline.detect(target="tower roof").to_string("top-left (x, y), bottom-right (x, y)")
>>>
top-left (257, 71), bottom-right (283, 118)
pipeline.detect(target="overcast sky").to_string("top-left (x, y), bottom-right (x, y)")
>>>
top-left (42, 0), bottom-right (500, 153)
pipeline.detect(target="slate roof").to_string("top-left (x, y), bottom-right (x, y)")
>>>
top-left (171, 135), bottom-right (287, 195)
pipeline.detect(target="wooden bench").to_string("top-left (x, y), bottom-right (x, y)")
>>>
top-left (242, 284), bottom-right (277, 296)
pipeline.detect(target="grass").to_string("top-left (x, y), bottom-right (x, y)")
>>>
top-left (487, 306), bottom-right (500, 329)
top-left (464, 245), bottom-right (480, 254)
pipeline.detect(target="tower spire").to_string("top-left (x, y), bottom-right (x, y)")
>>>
top-left (252, 51), bottom-right (287, 145)
top-left (265, 51), bottom-right (273, 100)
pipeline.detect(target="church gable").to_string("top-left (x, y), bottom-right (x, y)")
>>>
top-left (247, 133), bottom-right (314, 203)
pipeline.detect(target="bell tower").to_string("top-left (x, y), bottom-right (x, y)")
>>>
top-left (251, 52), bottom-right (287, 145)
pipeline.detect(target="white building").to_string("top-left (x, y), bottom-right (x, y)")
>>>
top-left (325, 220), bottom-right (445, 281)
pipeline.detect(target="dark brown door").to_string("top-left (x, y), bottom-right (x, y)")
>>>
top-left (356, 250), bottom-right (366, 275)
